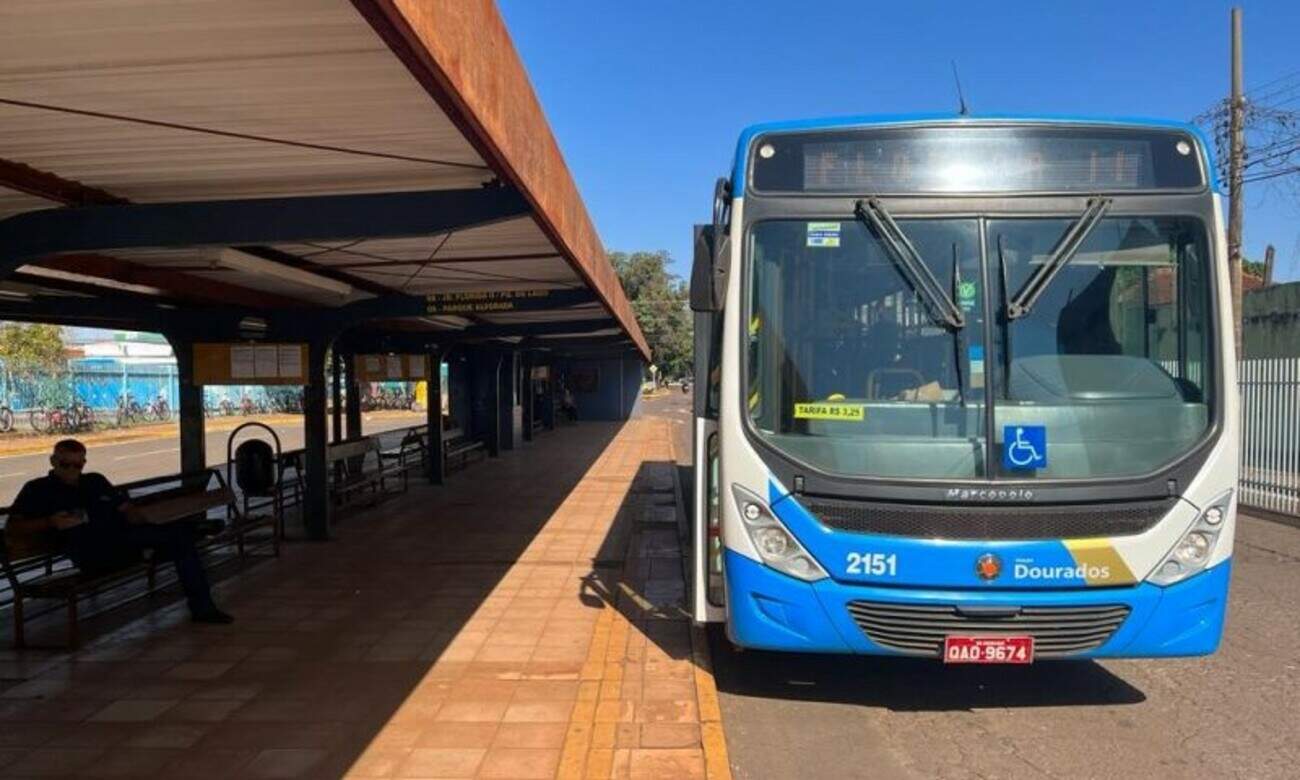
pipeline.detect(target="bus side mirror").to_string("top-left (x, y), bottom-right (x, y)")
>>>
top-left (690, 178), bottom-right (732, 313)
top-left (690, 224), bottom-right (720, 312)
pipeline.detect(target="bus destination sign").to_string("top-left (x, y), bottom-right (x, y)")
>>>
top-left (426, 289), bottom-right (553, 315)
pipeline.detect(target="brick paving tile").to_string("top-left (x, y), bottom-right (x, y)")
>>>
top-left (80, 746), bottom-right (182, 777)
top-left (165, 697), bottom-right (245, 722)
top-left (125, 723), bottom-right (208, 749)
top-left (493, 722), bottom-right (570, 749)
top-left (347, 744), bottom-right (412, 777)
top-left (434, 699), bottom-right (509, 723)
top-left (412, 722), bottom-right (499, 749)
top-left (639, 723), bottom-right (702, 749)
top-left (165, 661), bottom-right (235, 681)
top-left (503, 699), bottom-right (576, 723)
top-left (88, 698), bottom-right (179, 723)
top-left (244, 747), bottom-right (330, 778)
top-left (479, 746), bottom-right (562, 779)
top-left (627, 746), bottom-right (707, 779)
top-left (395, 746), bottom-right (486, 778)
top-left (2, 746), bottom-right (106, 776)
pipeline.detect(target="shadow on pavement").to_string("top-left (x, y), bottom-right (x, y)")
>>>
top-left (708, 625), bottom-right (1146, 710)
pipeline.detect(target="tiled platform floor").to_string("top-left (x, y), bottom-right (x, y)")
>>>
top-left (0, 418), bottom-right (721, 779)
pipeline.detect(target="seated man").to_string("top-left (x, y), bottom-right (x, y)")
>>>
top-left (7, 439), bottom-right (232, 624)
top-left (561, 384), bottom-right (579, 421)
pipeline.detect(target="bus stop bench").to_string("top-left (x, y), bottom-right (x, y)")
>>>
top-left (129, 471), bottom-right (280, 560)
top-left (0, 471), bottom-right (248, 648)
top-left (327, 437), bottom-right (408, 507)
top-left (380, 427), bottom-right (428, 477)
top-left (444, 428), bottom-right (486, 471)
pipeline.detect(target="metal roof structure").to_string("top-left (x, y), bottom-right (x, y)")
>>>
top-left (0, 0), bottom-right (648, 359)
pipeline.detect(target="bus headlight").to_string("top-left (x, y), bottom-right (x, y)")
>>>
top-left (732, 484), bottom-right (827, 582)
top-left (1148, 490), bottom-right (1232, 586)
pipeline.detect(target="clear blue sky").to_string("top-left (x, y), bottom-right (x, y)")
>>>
top-left (498, 1), bottom-right (1300, 282)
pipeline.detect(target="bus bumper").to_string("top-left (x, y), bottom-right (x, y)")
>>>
top-left (723, 550), bottom-right (1231, 658)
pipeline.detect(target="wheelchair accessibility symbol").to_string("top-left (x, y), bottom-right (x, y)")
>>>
top-left (1002, 425), bottom-right (1047, 470)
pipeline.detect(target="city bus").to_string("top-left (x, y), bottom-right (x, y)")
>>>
top-left (689, 115), bottom-right (1237, 662)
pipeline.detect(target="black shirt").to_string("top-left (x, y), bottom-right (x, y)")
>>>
top-left (12, 472), bottom-right (129, 549)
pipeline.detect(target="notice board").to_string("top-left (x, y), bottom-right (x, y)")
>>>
top-left (193, 343), bottom-right (307, 385)
top-left (353, 354), bottom-right (429, 382)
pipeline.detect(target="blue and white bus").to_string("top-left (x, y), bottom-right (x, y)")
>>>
top-left (690, 116), bottom-right (1237, 662)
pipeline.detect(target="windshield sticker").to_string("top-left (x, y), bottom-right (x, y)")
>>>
top-left (968, 345), bottom-right (985, 389)
top-left (794, 402), bottom-right (865, 421)
top-left (957, 280), bottom-right (978, 311)
top-left (1002, 425), bottom-right (1047, 470)
top-left (806, 222), bottom-right (841, 248)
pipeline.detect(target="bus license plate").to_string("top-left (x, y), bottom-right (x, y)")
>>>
top-left (943, 636), bottom-right (1034, 664)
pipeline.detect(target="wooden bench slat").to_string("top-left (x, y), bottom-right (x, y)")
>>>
top-left (133, 487), bottom-right (235, 525)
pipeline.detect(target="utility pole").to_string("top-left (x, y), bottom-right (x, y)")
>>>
top-left (1263, 244), bottom-right (1275, 287)
top-left (1228, 7), bottom-right (1245, 353)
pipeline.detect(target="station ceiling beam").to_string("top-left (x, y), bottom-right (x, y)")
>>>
top-left (0, 186), bottom-right (532, 276)
top-left (35, 253), bottom-right (306, 310)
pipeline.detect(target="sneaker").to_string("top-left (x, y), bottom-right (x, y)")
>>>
top-left (191, 608), bottom-right (235, 625)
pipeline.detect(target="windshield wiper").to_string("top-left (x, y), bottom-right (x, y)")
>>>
top-left (996, 235), bottom-right (1014, 394)
top-left (1006, 196), bottom-right (1112, 319)
top-left (950, 243), bottom-right (966, 407)
top-left (854, 198), bottom-right (965, 330)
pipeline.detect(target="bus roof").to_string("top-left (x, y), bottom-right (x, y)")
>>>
top-left (732, 113), bottom-right (1221, 194)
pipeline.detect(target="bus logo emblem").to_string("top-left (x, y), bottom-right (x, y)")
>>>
top-left (975, 553), bottom-right (1003, 581)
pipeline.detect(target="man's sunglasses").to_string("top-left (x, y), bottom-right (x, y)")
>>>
top-left (55, 460), bottom-right (85, 470)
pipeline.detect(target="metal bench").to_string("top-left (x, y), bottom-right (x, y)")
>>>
top-left (327, 436), bottom-right (408, 507)
top-left (380, 426), bottom-right (429, 478)
top-left (443, 427), bottom-right (487, 471)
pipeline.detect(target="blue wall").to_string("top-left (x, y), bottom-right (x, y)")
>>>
top-left (563, 356), bottom-right (643, 421)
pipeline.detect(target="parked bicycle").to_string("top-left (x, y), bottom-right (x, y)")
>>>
top-left (116, 392), bottom-right (146, 427)
top-left (69, 399), bottom-right (96, 431)
top-left (147, 393), bottom-right (170, 421)
top-left (31, 401), bottom-right (96, 434)
top-left (0, 404), bottom-right (13, 433)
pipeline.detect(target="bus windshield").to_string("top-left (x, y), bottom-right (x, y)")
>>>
top-left (746, 215), bottom-right (1213, 480)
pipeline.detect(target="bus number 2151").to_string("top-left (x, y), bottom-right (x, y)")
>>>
top-left (845, 552), bottom-right (897, 576)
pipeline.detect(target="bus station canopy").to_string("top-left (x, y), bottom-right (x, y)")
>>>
top-left (0, 0), bottom-right (648, 359)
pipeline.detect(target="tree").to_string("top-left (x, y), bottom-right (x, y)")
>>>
top-left (0, 322), bottom-right (68, 406)
top-left (609, 251), bottom-right (693, 378)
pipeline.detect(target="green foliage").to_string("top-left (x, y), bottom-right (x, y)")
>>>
top-left (0, 323), bottom-right (69, 406)
top-left (610, 250), bottom-right (693, 378)
top-left (0, 323), bottom-right (65, 370)
top-left (1242, 258), bottom-right (1266, 280)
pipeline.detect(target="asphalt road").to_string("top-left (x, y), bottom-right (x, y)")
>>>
top-left (0, 410), bottom-right (425, 505)
top-left (647, 392), bottom-right (1300, 780)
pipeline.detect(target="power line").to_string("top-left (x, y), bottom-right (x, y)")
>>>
top-left (1246, 68), bottom-right (1300, 97)
top-left (1243, 165), bottom-right (1300, 184)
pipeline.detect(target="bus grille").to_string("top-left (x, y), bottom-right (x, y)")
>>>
top-left (806, 497), bottom-right (1174, 540)
top-left (845, 601), bottom-right (1131, 658)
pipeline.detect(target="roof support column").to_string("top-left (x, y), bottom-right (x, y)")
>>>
top-left (171, 338), bottom-right (205, 475)
top-left (331, 349), bottom-right (343, 444)
top-left (475, 349), bottom-right (500, 458)
top-left (302, 339), bottom-right (331, 540)
top-left (425, 351), bottom-right (445, 485)
top-left (543, 360), bottom-right (556, 431)
top-left (497, 349), bottom-right (515, 453)
top-left (521, 352), bottom-right (534, 443)
top-left (345, 353), bottom-right (363, 441)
